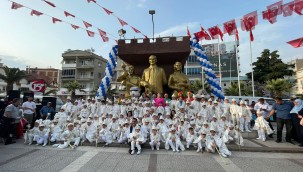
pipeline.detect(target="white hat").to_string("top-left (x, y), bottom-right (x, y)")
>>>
top-left (229, 123), bottom-right (234, 128)
top-left (221, 114), bottom-right (226, 118)
top-left (88, 114), bottom-right (94, 118)
top-left (201, 102), bottom-right (206, 106)
top-left (135, 125), bottom-right (141, 130)
top-left (186, 100), bottom-right (191, 104)
top-left (87, 119), bottom-right (93, 123)
top-left (231, 98), bottom-right (236, 102)
top-left (190, 121), bottom-right (195, 125)
top-left (212, 115), bottom-right (217, 119)
top-left (184, 115), bottom-right (188, 119)
top-left (240, 100), bottom-right (245, 104)
top-left (159, 116), bottom-right (164, 120)
top-left (203, 121), bottom-right (208, 125)
top-left (208, 98), bottom-right (212, 102)
top-left (170, 127), bottom-right (176, 131)
top-left (152, 125), bottom-right (157, 130)
top-left (200, 130), bottom-right (207, 135)
top-left (210, 126), bottom-right (216, 132)
top-left (172, 94), bottom-right (176, 98)
top-left (197, 113), bottom-right (202, 117)
top-left (213, 100), bottom-right (218, 104)
top-left (39, 123), bottom-right (45, 127)
top-left (81, 119), bottom-right (87, 123)
top-left (102, 122), bottom-right (107, 126)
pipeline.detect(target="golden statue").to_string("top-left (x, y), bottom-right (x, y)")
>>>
top-left (168, 61), bottom-right (190, 96)
top-left (117, 64), bottom-right (141, 98)
top-left (140, 55), bottom-right (167, 94)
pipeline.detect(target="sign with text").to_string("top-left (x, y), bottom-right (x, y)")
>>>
top-left (29, 79), bottom-right (46, 92)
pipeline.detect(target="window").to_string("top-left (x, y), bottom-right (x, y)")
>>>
top-left (91, 72), bottom-right (93, 77)
top-left (62, 69), bottom-right (75, 77)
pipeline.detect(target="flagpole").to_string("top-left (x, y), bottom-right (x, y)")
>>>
top-left (249, 38), bottom-right (255, 97)
top-left (218, 37), bottom-right (222, 87)
top-left (200, 40), bottom-right (205, 90)
top-left (235, 37), bottom-right (241, 96)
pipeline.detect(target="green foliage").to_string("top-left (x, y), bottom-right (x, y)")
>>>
top-left (224, 82), bottom-right (252, 96)
top-left (246, 49), bottom-right (293, 84)
top-left (62, 80), bottom-right (81, 100)
top-left (0, 66), bottom-right (27, 94)
top-left (190, 80), bottom-right (211, 94)
top-left (266, 78), bottom-right (294, 97)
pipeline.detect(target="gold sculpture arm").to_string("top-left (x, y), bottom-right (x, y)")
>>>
top-left (116, 63), bottom-right (128, 82)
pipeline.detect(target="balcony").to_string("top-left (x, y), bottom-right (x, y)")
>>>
top-left (77, 63), bottom-right (94, 68)
top-left (77, 76), bottom-right (94, 81)
top-left (61, 75), bottom-right (75, 80)
top-left (62, 63), bottom-right (76, 68)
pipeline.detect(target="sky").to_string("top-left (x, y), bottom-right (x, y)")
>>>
top-left (0, 0), bottom-right (303, 75)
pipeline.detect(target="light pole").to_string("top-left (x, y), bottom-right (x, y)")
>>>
top-left (149, 10), bottom-right (155, 41)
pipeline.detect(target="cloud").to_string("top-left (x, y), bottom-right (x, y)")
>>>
top-left (156, 22), bottom-right (200, 37)
top-left (137, 0), bottom-right (147, 8)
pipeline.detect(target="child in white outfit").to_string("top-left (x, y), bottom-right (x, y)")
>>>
top-left (254, 110), bottom-right (273, 141)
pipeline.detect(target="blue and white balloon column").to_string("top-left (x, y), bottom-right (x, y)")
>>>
top-left (96, 45), bottom-right (118, 100)
top-left (190, 37), bottom-right (225, 99)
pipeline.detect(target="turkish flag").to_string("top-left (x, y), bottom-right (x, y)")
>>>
top-left (187, 26), bottom-right (191, 37)
top-left (101, 35), bottom-right (109, 42)
top-left (43, 0), bottom-right (56, 7)
top-left (117, 17), bottom-right (128, 26)
top-left (282, 1), bottom-right (294, 17)
top-left (71, 24), bottom-right (79, 30)
top-left (241, 11), bottom-right (258, 31)
top-left (131, 26), bottom-right (141, 33)
top-left (102, 7), bottom-right (113, 15)
top-left (194, 27), bottom-right (211, 41)
top-left (294, 0), bottom-right (303, 15)
top-left (98, 29), bottom-right (107, 36)
top-left (87, 0), bottom-right (96, 3)
top-left (86, 30), bottom-right (95, 37)
top-left (30, 10), bottom-right (43, 16)
top-left (287, 37), bottom-right (303, 48)
top-left (64, 11), bottom-right (75, 18)
top-left (52, 17), bottom-right (62, 24)
top-left (208, 26), bottom-right (224, 41)
top-left (11, 2), bottom-right (23, 9)
top-left (224, 19), bottom-right (239, 40)
top-left (83, 21), bottom-right (92, 28)
top-left (263, 1), bottom-right (282, 24)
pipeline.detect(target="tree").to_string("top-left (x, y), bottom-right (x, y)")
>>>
top-left (224, 82), bottom-right (252, 96)
top-left (265, 79), bottom-right (294, 98)
top-left (0, 66), bottom-right (27, 95)
top-left (246, 49), bottom-right (293, 84)
top-left (62, 80), bottom-right (82, 100)
top-left (190, 80), bottom-right (211, 94)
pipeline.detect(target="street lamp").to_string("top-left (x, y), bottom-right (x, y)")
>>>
top-left (149, 10), bottom-right (155, 41)
top-left (118, 29), bottom-right (126, 39)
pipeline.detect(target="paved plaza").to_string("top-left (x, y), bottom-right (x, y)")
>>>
top-left (0, 139), bottom-right (303, 172)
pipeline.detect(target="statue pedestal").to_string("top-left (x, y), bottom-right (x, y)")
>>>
top-left (118, 36), bottom-right (191, 77)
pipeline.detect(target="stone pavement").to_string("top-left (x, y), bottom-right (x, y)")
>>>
top-left (0, 139), bottom-right (303, 172)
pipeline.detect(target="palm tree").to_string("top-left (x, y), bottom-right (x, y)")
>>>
top-left (266, 79), bottom-right (293, 98)
top-left (190, 80), bottom-right (211, 94)
top-left (62, 80), bottom-right (82, 100)
top-left (0, 66), bottom-right (27, 95)
top-left (224, 82), bottom-right (252, 96)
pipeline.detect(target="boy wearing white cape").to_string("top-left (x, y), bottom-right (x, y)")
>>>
top-left (206, 126), bottom-right (231, 158)
top-left (165, 127), bottom-right (185, 152)
top-left (253, 110), bottom-right (273, 141)
top-left (149, 126), bottom-right (161, 150)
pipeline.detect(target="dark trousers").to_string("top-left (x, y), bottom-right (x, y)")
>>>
top-left (265, 118), bottom-right (274, 130)
top-left (0, 117), bottom-right (14, 142)
top-left (276, 118), bottom-right (292, 141)
top-left (291, 113), bottom-right (303, 144)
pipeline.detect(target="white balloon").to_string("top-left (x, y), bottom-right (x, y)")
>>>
top-left (214, 88), bottom-right (218, 91)
top-left (217, 90), bottom-right (222, 93)
top-left (193, 39), bottom-right (197, 43)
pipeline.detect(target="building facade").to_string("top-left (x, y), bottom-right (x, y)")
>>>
top-left (60, 50), bottom-right (107, 96)
top-left (287, 58), bottom-right (303, 97)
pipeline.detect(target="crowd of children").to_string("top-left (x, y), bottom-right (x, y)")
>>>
top-left (23, 93), bottom-right (273, 158)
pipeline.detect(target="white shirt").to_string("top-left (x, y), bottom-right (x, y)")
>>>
top-left (22, 101), bottom-right (36, 114)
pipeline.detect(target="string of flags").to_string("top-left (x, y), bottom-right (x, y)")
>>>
top-left (85, 0), bottom-right (148, 38)
top-left (10, 0), bottom-right (116, 43)
top-left (287, 37), bottom-right (303, 48)
top-left (189, 0), bottom-right (303, 43)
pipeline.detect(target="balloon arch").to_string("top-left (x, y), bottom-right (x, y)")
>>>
top-left (97, 37), bottom-right (224, 100)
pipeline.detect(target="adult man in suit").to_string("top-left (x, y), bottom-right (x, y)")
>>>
top-left (140, 55), bottom-right (167, 94)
